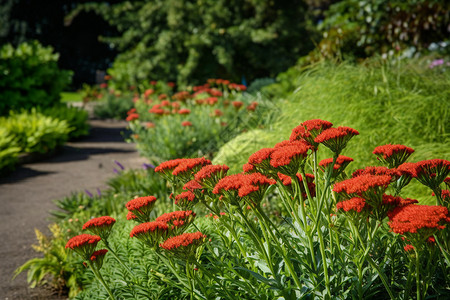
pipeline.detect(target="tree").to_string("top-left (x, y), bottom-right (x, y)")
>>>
top-left (67, 0), bottom-right (316, 86)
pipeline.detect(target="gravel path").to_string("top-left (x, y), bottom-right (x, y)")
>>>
top-left (0, 119), bottom-right (147, 299)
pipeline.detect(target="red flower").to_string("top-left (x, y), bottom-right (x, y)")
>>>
top-left (404, 244), bottom-right (415, 252)
top-left (127, 108), bottom-right (137, 115)
top-left (247, 102), bottom-right (258, 111)
top-left (158, 94), bottom-right (168, 100)
top-left (277, 172), bottom-right (316, 199)
top-left (290, 119), bottom-right (333, 148)
top-left (373, 144), bottom-right (415, 168)
top-left (314, 126), bottom-right (359, 154)
top-left (181, 121), bottom-right (192, 127)
top-left (352, 166), bottom-right (400, 179)
top-left (130, 221), bottom-right (169, 248)
top-left (65, 234), bottom-right (101, 260)
top-left (126, 196), bottom-right (157, 223)
top-left (175, 191), bottom-right (197, 210)
top-left (336, 197), bottom-right (367, 213)
top-left (206, 97), bottom-right (218, 105)
top-left (415, 159), bottom-right (450, 190)
top-left (144, 89), bottom-right (154, 98)
top-left (232, 101), bottom-right (244, 109)
top-left (126, 113), bottom-right (139, 121)
top-left (270, 141), bottom-right (312, 175)
top-left (178, 108), bottom-right (191, 115)
top-left (146, 122), bottom-right (156, 129)
top-left (160, 232), bottom-right (206, 259)
top-left (172, 158), bottom-right (212, 179)
top-left (333, 174), bottom-right (392, 207)
top-left (156, 210), bottom-right (196, 234)
top-left (82, 216), bottom-right (116, 240)
top-left (243, 163), bottom-right (255, 173)
top-left (319, 155), bottom-right (354, 177)
top-left (183, 179), bottom-right (203, 192)
top-left (388, 205), bottom-right (450, 241)
top-left (90, 249), bottom-right (108, 269)
top-left (194, 164), bottom-right (229, 190)
top-left (155, 158), bottom-right (185, 182)
top-left (213, 109), bottom-right (223, 117)
top-left (172, 91), bottom-right (191, 101)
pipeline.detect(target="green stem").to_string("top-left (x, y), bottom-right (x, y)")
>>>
top-left (87, 260), bottom-right (116, 300)
top-left (349, 220), bottom-right (395, 299)
top-left (414, 248), bottom-right (422, 300)
top-left (104, 241), bottom-right (135, 279)
top-left (186, 261), bottom-right (194, 300)
top-left (404, 258), bottom-right (414, 300)
top-left (316, 226), bottom-right (331, 297)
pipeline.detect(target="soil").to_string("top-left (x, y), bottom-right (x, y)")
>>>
top-left (0, 119), bottom-right (147, 299)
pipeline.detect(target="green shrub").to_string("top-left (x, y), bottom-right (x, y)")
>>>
top-left (0, 109), bottom-right (71, 154)
top-left (0, 127), bottom-right (20, 174)
top-left (40, 105), bottom-right (90, 139)
top-left (0, 41), bottom-right (72, 115)
top-left (93, 93), bottom-right (134, 120)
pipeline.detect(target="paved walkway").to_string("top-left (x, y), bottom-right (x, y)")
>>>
top-left (0, 119), bottom-right (147, 299)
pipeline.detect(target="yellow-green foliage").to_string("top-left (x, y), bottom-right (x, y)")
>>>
top-left (214, 59), bottom-right (449, 202)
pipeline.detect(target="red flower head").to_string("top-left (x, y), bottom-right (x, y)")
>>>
top-left (232, 101), bottom-right (244, 109)
top-left (144, 88), bottom-right (154, 98)
top-left (130, 221), bottom-right (169, 248)
top-left (388, 204), bottom-right (450, 243)
top-left (172, 158), bottom-right (212, 182)
top-left (270, 141), bottom-right (312, 176)
top-left (172, 91), bottom-right (191, 102)
top-left (146, 122), bottom-right (156, 129)
top-left (149, 104), bottom-right (168, 115)
top-left (126, 196), bottom-right (158, 223)
top-left (333, 174), bottom-right (392, 207)
top-left (213, 173), bottom-right (246, 204)
top-left (243, 163), bottom-right (255, 173)
top-left (213, 109), bottom-right (223, 117)
top-left (127, 108), bottom-right (137, 115)
top-left (156, 210), bottom-right (196, 235)
top-left (373, 144), bottom-right (415, 168)
top-left (159, 94), bottom-right (168, 100)
top-left (238, 173), bottom-right (276, 206)
top-left (160, 231), bottom-right (206, 259)
top-left (155, 158), bottom-right (185, 182)
top-left (175, 191), bottom-right (197, 210)
top-left (178, 108), bottom-right (191, 115)
top-left (182, 121), bottom-right (192, 127)
top-left (336, 197), bottom-right (368, 220)
top-left (126, 113), bottom-right (139, 122)
top-left (82, 216), bottom-right (116, 240)
top-left (290, 119), bottom-right (333, 148)
top-left (319, 155), bottom-right (354, 178)
top-left (314, 126), bottom-right (359, 154)
top-left (404, 244), bottom-right (415, 252)
top-left (248, 148), bottom-right (275, 173)
top-left (90, 249), bottom-right (108, 270)
top-left (352, 166), bottom-right (400, 179)
top-left (415, 159), bottom-right (450, 190)
top-left (247, 102), bottom-right (258, 111)
top-left (206, 97), bottom-right (218, 105)
top-left (65, 234), bottom-right (101, 260)
top-left (194, 164), bottom-right (230, 189)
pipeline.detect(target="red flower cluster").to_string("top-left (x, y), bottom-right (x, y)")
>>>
top-left (290, 119), bottom-right (333, 147)
top-left (336, 197), bottom-right (366, 213)
top-left (175, 191), bottom-right (196, 209)
top-left (183, 179), bottom-right (203, 192)
top-left (194, 164), bottom-right (229, 189)
top-left (333, 174), bottom-right (392, 196)
top-left (130, 221), bottom-right (169, 248)
top-left (156, 210), bottom-right (196, 234)
top-left (247, 101), bottom-right (258, 111)
top-left (126, 113), bottom-right (139, 121)
top-left (160, 231), bottom-right (206, 253)
top-left (172, 157), bottom-right (211, 179)
top-left (352, 166), bottom-right (399, 178)
top-left (82, 216), bottom-right (116, 240)
top-left (270, 141), bottom-right (311, 170)
top-left (277, 172), bottom-right (316, 198)
top-left (232, 101), bottom-right (244, 109)
top-left (181, 121), bottom-right (192, 127)
top-left (65, 234), bottom-right (101, 260)
top-left (314, 126), bottom-right (359, 154)
top-left (319, 156), bottom-right (354, 170)
top-left (388, 204), bottom-right (450, 237)
top-left (155, 158), bottom-right (184, 174)
top-left (415, 159), bottom-right (450, 189)
top-left (90, 249), bottom-right (108, 261)
top-left (126, 196), bottom-right (157, 223)
top-left (82, 216), bottom-right (116, 230)
top-left (372, 144), bottom-right (415, 168)
top-left (178, 108), bottom-right (191, 115)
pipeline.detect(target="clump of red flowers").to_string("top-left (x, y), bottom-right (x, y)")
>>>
top-left (160, 232), bottom-right (206, 259)
top-left (372, 144), bottom-right (415, 168)
top-left (156, 210), bottom-right (196, 235)
top-left (65, 234), bottom-right (101, 260)
top-left (126, 196), bottom-right (158, 223)
top-left (415, 159), bottom-right (450, 190)
top-left (194, 164), bottom-right (230, 189)
top-left (90, 249), bottom-right (108, 270)
top-left (319, 155), bottom-right (354, 178)
top-left (290, 119), bottom-right (333, 148)
top-left (388, 204), bottom-right (450, 243)
top-left (314, 126), bottom-right (359, 154)
top-left (175, 191), bottom-right (197, 210)
top-left (82, 216), bottom-right (116, 240)
top-left (130, 221), bottom-right (169, 248)
top-left (277, 172), bottom-right (316, 199)
top-left (182, 121), bottom-right (192, 127)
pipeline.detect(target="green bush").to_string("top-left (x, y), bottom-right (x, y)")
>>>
top-left (93, 93), bottom-right (134, 120)
top-left (0, 127), bottom-right (21, 174)
top-left (40, 105), bottom-right (90, 139)
top-left (0, 109), bottom-right (71, 154)
top-left (0, 41), bottom-right (72, 115)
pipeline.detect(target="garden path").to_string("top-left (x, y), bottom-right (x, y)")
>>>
top-left (0, 119), bottom-right (147, 299)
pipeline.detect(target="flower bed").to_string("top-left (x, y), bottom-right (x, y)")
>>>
top-left (18, 118), bottom-right (450, 299)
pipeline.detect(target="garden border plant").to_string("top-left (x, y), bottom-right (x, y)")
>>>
top-left (62, 119), bottom-right (450, 299)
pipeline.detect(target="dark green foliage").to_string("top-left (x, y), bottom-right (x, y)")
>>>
top-left (67, 0), bottom-right (315, 87)
top-left (0, 41), bottom-right (72, 115)
top-left (93, 93), bottom-right (134, 120)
